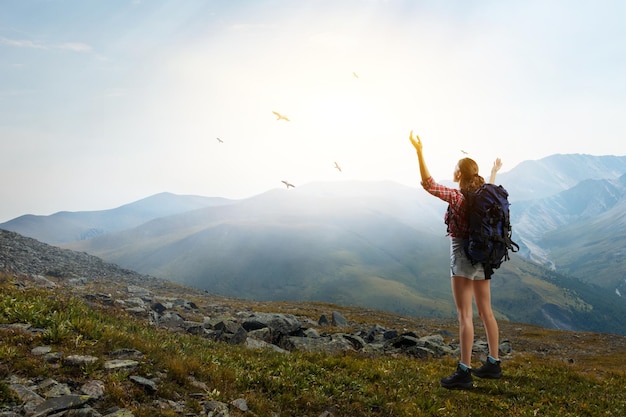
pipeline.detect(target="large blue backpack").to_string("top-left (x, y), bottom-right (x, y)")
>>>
top-left (464, 183), bottom-right (519, 278)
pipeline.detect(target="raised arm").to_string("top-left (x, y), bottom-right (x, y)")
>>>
top-left (409, 131), bottom-right (431, 182)
top-left (489, 158), bottom-right (502, 184)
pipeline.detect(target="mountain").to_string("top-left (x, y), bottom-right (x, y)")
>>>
top-left (496, 153), bottom-right (626, 201)
top-left (54, 180), bottom-right (626, 334)
top-left (3, 154), bottom-right (626, 334)
top-left (512, 173), bottom-right (626, 292)
top-left (60, 181), bottom-right (453, 317)
top-left (0, 192), bottom-right (233, 244)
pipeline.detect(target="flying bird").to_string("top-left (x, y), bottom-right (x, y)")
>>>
top-left (334, 161), bottom-right (342, 172)
top-left (281, 180), bottom-right (295, 189)
top-left (460, 149), bottom-right (468, 155)
top-left (216, 137), bottom-right (223, 143)
top-left (273, 111), bottom-right (290, 121)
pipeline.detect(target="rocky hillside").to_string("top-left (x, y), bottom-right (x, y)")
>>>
top-left (2, 230), bottom-right (626, 415)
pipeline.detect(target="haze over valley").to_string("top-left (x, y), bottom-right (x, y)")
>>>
top-left (3, 153), bottom-right (626, 335)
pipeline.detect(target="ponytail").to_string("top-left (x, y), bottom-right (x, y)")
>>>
top-left (458, 158), bottom-right (484, 193)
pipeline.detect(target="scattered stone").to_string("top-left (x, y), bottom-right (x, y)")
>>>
top-left (204, 400), bottom-right (229, 417)
top-left (44, 351), bottom-right (63, 364)
top-left (9, 383), bottom-right (44, 407)
top-left (64, 355), bottom-right (99, 367)
top-left (129, 376), bottom-right (157, 393)
top-left (31, 346), bottom-right (52, 356)
top-left (231, 398), bottom-right (248, 412)
top-left (331, 311), bottom-right (348, 327)
top-left (103, 360), bottom-right (139, 371)
top-left (109, 348), bottom-right (144, 359)
top-left (81, 380), bottom-right (105, 399)
top-left (0, 228), bottom-right (524, 416)
top-left (102, 408), bottom-right (135, 417)
top-left (32, 394), bottom-right (91, 417)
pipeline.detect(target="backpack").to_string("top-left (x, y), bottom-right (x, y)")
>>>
top-left (464, 183), bottom-right (519, 278)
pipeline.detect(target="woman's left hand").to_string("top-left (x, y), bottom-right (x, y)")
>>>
top-left (491, 158), bottom-right (502, 174)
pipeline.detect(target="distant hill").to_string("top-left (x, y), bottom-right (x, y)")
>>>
top-left (496, 153), bottom-right (626, 201)
top-left (55, 179), bottom-right (626, 335)
top-left (3, 154), bottom-right (626, 334)
top-left (512, 173), bottom-right (626, 292)
top-left (0, 192), bottom-right (234, 244)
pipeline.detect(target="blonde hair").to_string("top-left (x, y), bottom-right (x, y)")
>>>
top-left (458, 158), bottom-right (484, 193)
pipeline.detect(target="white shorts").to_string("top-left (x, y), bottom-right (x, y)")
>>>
top-left (450, 237), bottom-right (486, 280)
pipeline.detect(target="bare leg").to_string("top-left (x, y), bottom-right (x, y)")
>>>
top-left (451, 276), bottom-right (475, 367)
top-left (473, 279), bottom-right (499, 359)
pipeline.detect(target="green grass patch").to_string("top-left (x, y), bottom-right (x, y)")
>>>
top-left (0, 276), bottom-right (625, 416)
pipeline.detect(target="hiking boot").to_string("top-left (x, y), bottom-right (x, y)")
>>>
top-left (472, 359), bottom-right (502, 379)
top-left (440, 364), bottom-right (473, 389)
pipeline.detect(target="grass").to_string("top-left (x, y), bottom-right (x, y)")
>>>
top-left (0, 273), bottom-right (625, 416)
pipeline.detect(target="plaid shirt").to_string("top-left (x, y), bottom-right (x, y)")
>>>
top-left (421, 176), bottom-right (469, 238)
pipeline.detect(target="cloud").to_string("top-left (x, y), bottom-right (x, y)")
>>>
top-left (55, 42), bottom-right (92, 52)
top-left (0, 36), bottom-right (92, 53)
top-left (230, 23), bottom-right (273, 31)
top-left (0, 36), bottom-right (45, 49)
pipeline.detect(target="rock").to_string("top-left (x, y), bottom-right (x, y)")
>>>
top-left (129, 376), bottom-right (157, 393)
top-left (245, 338), bottom-right (289, 354)
top-left (32, 394), bottom-right (91, 417)
top-left (204, 400), bottom-right (229, 417)
top-left (103, 360), bottom-right (139, 371)
top-left (65, 406), bottom-right (103, 416)
top-left (67, 277), bottom-right (88, 286)
top-left (43, 381), bottom-right (72, 397)
top-left (64, 355), bottom-right (99, 367)
top-left (109, 349), bottom-right (144, 359)
top-left (231, 398), bottom-right (248, 412)
top-left (126, 285), bottom-right (152, 299)
top-left (150, 302), bottom-right (167, 314)
top-left (227, 326), bottom-right (248, 345)
top-left (343, 334), bottom-right (366, 350)
top-left (242, 313), bottom-right (302, 336)
top-left (81, 380), bottom-right (105, 399)
top-left (246, 327), bottom-right (273, 343)
top-left (215, 319), bottom-right (244, 334)
top-left (32, 275), bottom-right (57, 288)
top-left (102, 408), bottom-right (135, 417)
top-left (331, 311), bottom-right (348, 327)
top-left (282, 335), bottom-right (355, 353)
top-left (44, 352), bottom-right (63, 364)
top-left (31, 346), bottom-right (52, 356)
top-left (9, 383), bottom-right (44, 407)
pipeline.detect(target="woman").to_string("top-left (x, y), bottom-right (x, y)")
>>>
top-left (409, 131), bottom-right (503, 390)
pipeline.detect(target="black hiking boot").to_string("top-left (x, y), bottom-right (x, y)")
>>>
top-left (472, 359), bottom-right (502, 379)
top-left (440, 364), bottom-right (473, 389)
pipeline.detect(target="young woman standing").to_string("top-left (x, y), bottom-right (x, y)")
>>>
top-left (409, 131), bottom-right (503, 389)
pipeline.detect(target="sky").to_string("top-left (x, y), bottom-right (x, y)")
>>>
top-left (1, 0), bottom-right (625, 222)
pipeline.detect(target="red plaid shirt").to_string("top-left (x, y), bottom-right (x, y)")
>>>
top-left (421, 176), bottom-right (469, 238)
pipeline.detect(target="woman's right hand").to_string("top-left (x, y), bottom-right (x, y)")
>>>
top-left (409, 130), bottom-right (422, 153)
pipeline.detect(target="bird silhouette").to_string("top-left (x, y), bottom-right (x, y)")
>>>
top-left (273, 111), bottom-right (290, 121)
top-left (461, 149), bottom-right (468, 155)
top-left (281, 180), bottom-right (295, 189)
top-left (216, 137), bottom-right (223, 143)
top-left (334, 161), bottom-right (342, 172)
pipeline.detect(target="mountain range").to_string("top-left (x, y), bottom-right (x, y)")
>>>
top-left (2, 153), bottom-right (626, 335)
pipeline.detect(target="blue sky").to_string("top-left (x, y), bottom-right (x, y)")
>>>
top-left (1, 0), bottom-right (625, 222)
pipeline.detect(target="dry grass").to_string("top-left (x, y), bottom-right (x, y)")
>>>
top-left (0, 272), bottom-right (625, 416)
